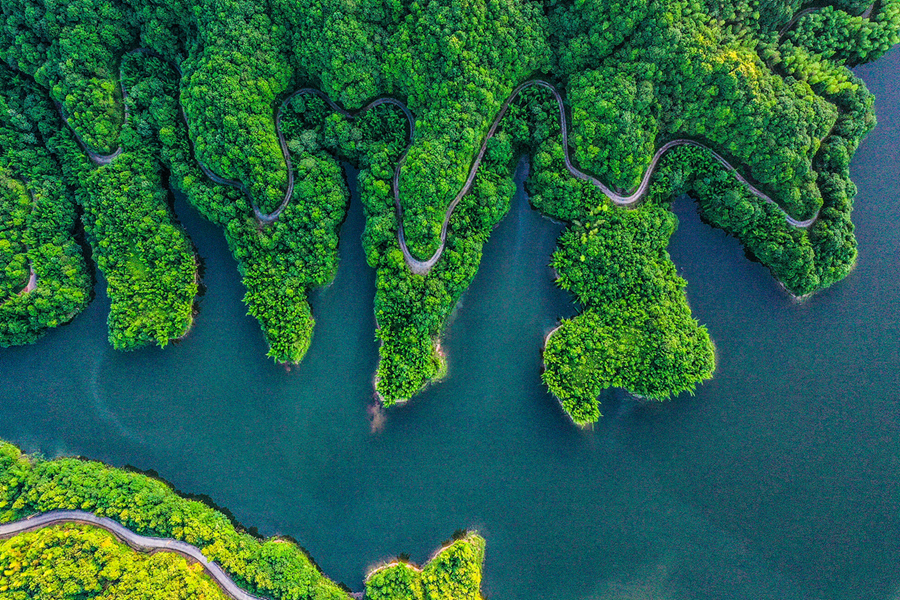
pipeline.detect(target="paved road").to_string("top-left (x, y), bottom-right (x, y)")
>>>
top-left (395, 79), bottom-right (819, 274)
top-left (51, 0), bottom-right (858, 274)
top-left (0, 510), bottom-right (276, 600)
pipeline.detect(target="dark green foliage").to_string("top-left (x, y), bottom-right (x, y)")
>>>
top-left (564, 5), bottom-right (838, 221)
top-left (787, 0), bottom-right (900, 66)
top-left (644, 63), bottom-right (875, 297)
top-left (0, 0), bottom-right (139, 153)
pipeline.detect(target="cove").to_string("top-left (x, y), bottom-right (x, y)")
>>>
top-left (1, 49), bottom-right (899, 600)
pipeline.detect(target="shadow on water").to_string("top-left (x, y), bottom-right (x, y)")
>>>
top-left (0, 49), bottom-right (899, 600)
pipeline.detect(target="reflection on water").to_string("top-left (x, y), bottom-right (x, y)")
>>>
top-left (0, 50), bottom-right (899, 600)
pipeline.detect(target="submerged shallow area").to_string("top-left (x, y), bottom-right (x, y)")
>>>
top-left (0, 49), bottom-right (898, 600)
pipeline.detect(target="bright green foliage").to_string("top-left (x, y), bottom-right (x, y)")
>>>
top-left (543, 207), bottom-right (715, 424)
top-left (363, 128), bottom-right (519, 403)
top-left (0, 0), bottom-right (896, 409)
top-left (77, 150), bottom-right (197, 350)
top-left (365, 534), bottom-right (486, 600)
top-left (366, 563), bottom-right (424, 600)
top-left (382, 0), bottom-right (550, 258)
top-left (0, 525), bottom-right (229, 599)
top-left (275, 85), bottom-right (520, 401)
top-left (529, 105), bottom-right (715, 421)
top-left (570, 68), bottom-right (659, 191)
top-left (0, 70), bottom-right (91, 346)
top-left (0, 441), bottom-right (488, 600)
top-left (133, 55), bottom-right (348, 363)
top-left (182, 1), bottom-right (292, 215)
top-left (0, 441), bottom-right (350, 600)
top-left (419, 535), bottom-right (485, 600)
top-left (548, 0), bottom-right (651, 75)
top-left (66, 53), bottom-right (200, 350)
top-left (0, 177), bottom-right (32, 299)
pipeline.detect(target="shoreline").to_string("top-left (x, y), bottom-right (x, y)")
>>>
top-left (539, 323), bottom-right (594, 429)
top-left (172, 263), bottom-right (203, 344)
top-left (370, 337), bottom-right (447, 406)
top-left (364, 531), bottom-right (480, 581)
top-left (45, 35), bottom-right (830, 278)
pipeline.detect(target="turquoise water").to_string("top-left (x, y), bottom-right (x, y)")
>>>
top-left (1, 49), bottom-right (898, 600)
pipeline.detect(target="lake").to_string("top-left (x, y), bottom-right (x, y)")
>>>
top-left (1, 48), bottom-right (898, 600)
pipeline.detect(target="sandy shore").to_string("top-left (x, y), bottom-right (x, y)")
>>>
top-left (22, 265), bottom-right (37, 293)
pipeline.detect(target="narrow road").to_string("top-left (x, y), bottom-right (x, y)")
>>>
top-left (52, 101), bottom-right (124, 165)
top-left (0, 510), bottom-right (276, 600)
top-left (395, 79), bottom-right (818, 274)
top-left (52, 0), bottom-right (854, 275)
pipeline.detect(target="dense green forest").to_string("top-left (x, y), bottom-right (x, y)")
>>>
top-left (0, 69), bottom-right (90, 346)
top-left (0, 440), bottom-right (487, 599)
top-left (365, 533), bottom-right (486, 600)
top-left (0, 525), bottom-right (230, 599)
top-left (0, 0), bottom-right (896, 419)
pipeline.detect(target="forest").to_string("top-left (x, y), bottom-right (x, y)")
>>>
top-left (0, 440), bottom-right (487, 600)
top-left (0, 525), bottom-right (230, 600)
top-left (0, 0), bottom-right (896, 419)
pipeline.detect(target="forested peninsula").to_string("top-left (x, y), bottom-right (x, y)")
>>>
top-left (0, 440), bottom-right (487, 600)
top-left (0, 0), bottom-right (898, 422)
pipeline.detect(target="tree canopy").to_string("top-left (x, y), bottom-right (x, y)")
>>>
top-left (0, 0), bottom-right (896, 418)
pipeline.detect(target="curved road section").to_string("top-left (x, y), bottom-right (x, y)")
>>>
top-left (0, 510), bottom-right (272, 600)
top-left (394, 79), bottom-right (818, 274)
top-left (54, 0), bottom-right (852, 274)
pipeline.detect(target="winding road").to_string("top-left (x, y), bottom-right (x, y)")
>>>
top-left (0, 510), bottom-right (273, 600)
top-left (22, 264), bottom-right (37, 293)
top-left (0, 5), bottom-right (878, 595)
top-left (56, 24), bottom-right (831, 275)
top-left (391, 79), bottom-right (818, 273)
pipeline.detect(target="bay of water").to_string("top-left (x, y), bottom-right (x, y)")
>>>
top-left (1, 50), bottom-right (898, 600)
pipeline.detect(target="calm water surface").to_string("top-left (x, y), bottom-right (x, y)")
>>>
top-left (1, 50), bottom-right (898, 600)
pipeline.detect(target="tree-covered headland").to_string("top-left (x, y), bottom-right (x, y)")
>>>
top-left (0, 0), bottom-right (896, 422)
top-left (0, 440), bottom-right (487, 600)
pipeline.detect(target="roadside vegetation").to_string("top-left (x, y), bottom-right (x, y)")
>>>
top-left (0, 440), bottom-right (487, 600)
top-left (0, 69), bottom-right (91, 347)
top-left (0, 0), bottom-right (896, 417)
top-left (0, 525), bottom-right (230, 600)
